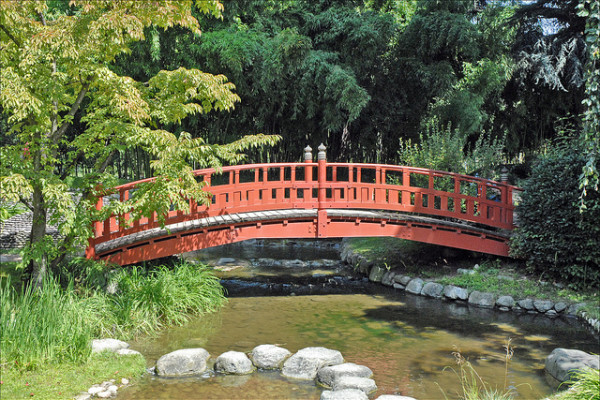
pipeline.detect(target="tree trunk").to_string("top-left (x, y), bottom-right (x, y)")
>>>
top-left (29, 183), bottom-right (48, 288)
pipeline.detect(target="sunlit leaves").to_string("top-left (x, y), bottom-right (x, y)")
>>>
top-left (0, 1), bottom-right (280, 277)
top-left (0, 174), bottom-right (33, 203)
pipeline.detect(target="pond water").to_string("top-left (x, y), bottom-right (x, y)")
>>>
top-left (118, 240), bottom-right (599, 400)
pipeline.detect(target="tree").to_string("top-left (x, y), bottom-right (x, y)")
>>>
top-left (577, 0), bottom-right (600, 206)
top-left (506, 0), bottom-right (588, 153)
top-left (0, 1), bottom-right (279, 286)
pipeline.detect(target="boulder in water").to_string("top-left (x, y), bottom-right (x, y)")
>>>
top-left (316, 363), bottom-right (373, 387)
top-left (155, 348), bottom-right (210, 376)
top-left (321, 389), bottom-right (368, 400)
top-left (214, 351), bottom-right (255, 375)
top-left (332, 376), bottom-right (377, 395)
top-left (282, 347), bottom-right (343, 380)
top-left (545, 348), bottom-right (599, 382)
top-left (251, 344), bottom-right (291, 369)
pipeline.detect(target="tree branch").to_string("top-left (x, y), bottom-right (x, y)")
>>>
top-left (19, 196), bottom-right (33, 212)
top-left (50, 81), bottom-right (91, 145)
top-left (0, 23), bottom-right (21, 47)
top-left (59, 151), bottom-right (84, 180)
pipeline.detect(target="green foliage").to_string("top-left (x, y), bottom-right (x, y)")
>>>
top-left (0, 201), bottom-right (26, 222)
top-left (0, 261), bottom-right (225, 369)
top-left (441, 342), bottom-right (516, 400)
top-left (578, 0), bottom-right (600, 206)
top-left (552, 367), bottom-right (600, 400)
top-left (107, 262), bottom-right (226, 337)
top-left (397, 119), bottom-right (505, 179)
top-left (0, 1), bottom-right (279, 282)
top-left (511, 143), bottom-right (600, 289)
top-left (0, 276), bottom-right (96, 368)
top-left (439, 270), bottom-right (552, 300)
top-left (506, 0), bottom-right (588, 153)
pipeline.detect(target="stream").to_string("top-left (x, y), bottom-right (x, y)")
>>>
top-left (118, 240), bottom-right (599, 400)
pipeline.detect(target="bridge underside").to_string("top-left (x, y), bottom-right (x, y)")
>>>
top-left (95, 209), bottom-right (511, 266)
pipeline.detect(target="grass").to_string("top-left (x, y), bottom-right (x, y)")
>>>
top-left (0, 260), bottom-right (226, 399)
top-left (0, 352), bottom-right (146, 399)
top-left (549, 367), bottom-right (600, 400)
top-left (440, 339), bottom-right (517, 400)
top-left (344, 237), bottom-right (600, 319)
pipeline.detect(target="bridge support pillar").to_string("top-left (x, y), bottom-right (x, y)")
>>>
top-left (317, 209), bottom-right (328, 237)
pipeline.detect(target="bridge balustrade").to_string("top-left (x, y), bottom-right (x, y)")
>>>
top-left (87, 145), bottom-right (519, 261)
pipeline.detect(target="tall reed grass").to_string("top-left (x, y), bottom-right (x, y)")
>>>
top-left (108, 263), bottom-right (227, 336)
top-left (0, 261), bottom-right (226, 370)
top-left (0, 276), bottom-right (96, 368)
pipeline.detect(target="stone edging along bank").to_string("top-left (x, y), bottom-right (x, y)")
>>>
top-left (339, 240), bottom-right (600, 334)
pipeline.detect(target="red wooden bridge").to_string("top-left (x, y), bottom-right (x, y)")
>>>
top-left (86, 145), bottom-right (520, 266)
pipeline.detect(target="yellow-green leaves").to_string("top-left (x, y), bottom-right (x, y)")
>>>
top-left (0, 174), bottom-right (33, 203)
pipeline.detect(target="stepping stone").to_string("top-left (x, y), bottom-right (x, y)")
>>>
top-left (214, 351), bottom-right (255, 375)
top-left (321, 389), bottom-right (368, 400)
top-left (332, 376), bottom-right (377, 395)
top-left (155, 348), bottom-right (210, 377)
top-left (317, 363), bottom-right (373, 388)
top-left (251, 344), bottom-right (291, 369)
top-left (282, 347), bottom-right (344, 380)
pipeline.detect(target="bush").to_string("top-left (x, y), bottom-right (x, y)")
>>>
top-left (397, 119), bottom-right (505, 180)
top-left (511, 146), bottom-right (600, 289)
top-left (0, 261), bottom-right (226, 369)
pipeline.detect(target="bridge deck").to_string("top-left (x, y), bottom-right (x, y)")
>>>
top-left (95, 208), bottom-right (511, 265)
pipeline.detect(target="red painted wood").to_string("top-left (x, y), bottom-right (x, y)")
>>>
top-left (88, 160), bottom-right (521, 265)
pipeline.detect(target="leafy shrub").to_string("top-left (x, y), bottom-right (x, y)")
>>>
top-left (397, 119), bottom-right (505, 180)
top-left (510, 146), bottom-right (600, 289)
top-left (0, 261), bottom-right (226, 369)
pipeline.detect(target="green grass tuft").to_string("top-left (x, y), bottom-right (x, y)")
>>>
top-left (551, 367), bottom-right (600, 400)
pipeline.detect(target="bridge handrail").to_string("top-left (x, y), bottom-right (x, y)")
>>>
top-left (87, 154), bottom-right (521, 259)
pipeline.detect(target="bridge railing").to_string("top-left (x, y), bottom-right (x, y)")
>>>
top-left (87, 145), bottom-right (520, 258)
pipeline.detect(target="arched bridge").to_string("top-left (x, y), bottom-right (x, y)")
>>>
top-left (86, 145), bottom-right (521, 266)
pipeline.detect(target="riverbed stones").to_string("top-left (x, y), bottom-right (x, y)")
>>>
top-left (468, 291), bottom-right (496, 308)
top-left (376, 396), bottom-right (417, 400)
top-left (321, 389), bottom-right (368, 400)
top-left (251, 344), bottom-right (291, 369)
top-left (282, 347), bottom-right (344, 380)
top-left (215, 351), bottom-right (255, 375)
top-left (545, 348), bottom-right (600, 382)
top-left (534, 300), bottom-right (554, 313)
top-left (155, 348), bottom-right (210, 376)
top-left (496, 295), bottom-right (515, 308)
top-left (421, 282), bottom-right (444, 298)
top-left (381, 271), bottom-right (396, 286)
top-left (317, 363), bottom-right (373, 387)
top-left (92, 338), bottom-right (129, 353)
top-left (517, 298), bottom-right (535, 311)
top-left (332, 376), bottom-right (377, 395)
top-left (393, 275), bottom-right (413, 286)
top-left (405, 278), bottom-right (424, 295)
top-left (369, 265), bottom-right (387, 282)
top-left (117, 348), bottom-right (142, 356)
top-left (554, 302), bottom-right (568, 313)
top-left (443, 285), bottom-right (469, 300)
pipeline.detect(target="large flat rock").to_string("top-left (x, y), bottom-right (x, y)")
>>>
top-left (282, 347), bottom-right (344, 380)
top-left (251, 344), bottom-right (291, 369)
top-left (545, 348), bottom-right (599, 382)
top-left (155, 348), bottom-right (210, 377)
